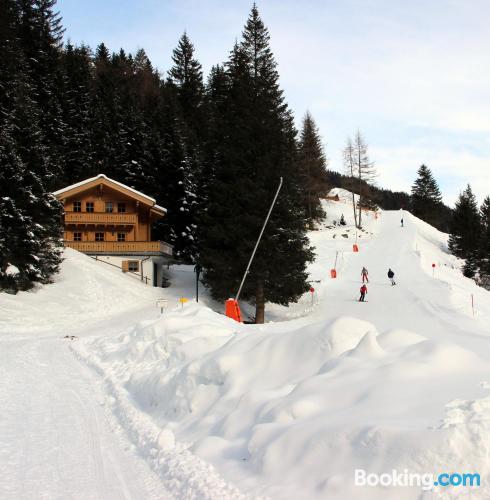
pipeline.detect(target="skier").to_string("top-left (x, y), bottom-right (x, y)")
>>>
top-left (401, 218), bottom-right (404, 227)
top-left (361, 266), bottom-right (369, 283)
top-left (388, 268), bottom-right (396, 286)
top-left (359, 284), bottom-right (368, 302)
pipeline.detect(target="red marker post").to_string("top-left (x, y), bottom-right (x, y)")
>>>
top-left (432, 263), bottom-right (436, 277)
top-left (310, 287), bottom-right (315, 306)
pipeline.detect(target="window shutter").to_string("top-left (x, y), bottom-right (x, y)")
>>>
top-left (122, 260), bottom-right (129, 272)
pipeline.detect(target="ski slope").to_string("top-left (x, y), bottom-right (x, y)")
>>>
top-left (1, 193), bottom-right (490, 499)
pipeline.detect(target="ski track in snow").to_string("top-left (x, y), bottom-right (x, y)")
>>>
top-left (0, 336), bottom-right (168, 500)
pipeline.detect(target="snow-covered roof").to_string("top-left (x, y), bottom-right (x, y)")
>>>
top-left (53, 174), bottom-right (166, 212)
top-left (153, 204), bottom-right (167, 214)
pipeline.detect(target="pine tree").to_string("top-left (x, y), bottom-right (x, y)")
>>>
top-left (167, 33), bottom-right (205, 262)
top-left (199, 6), bottom-right (314, 323)
top-left (59, 43), bottom-right (94, 185)
top-left (448, 185), bottom-right (481, 267)
top-left (0, 0), bottom-right (62, 292)
top-left (298, 112), bottom-right (329, 226)
top-left (168, 32), bottom-right (205, 134)
top-left (478, 196), bottom-right (490, 287)
top-left (90, 43), bottom-right (126, 178)
top-left (411, 164), bottom-right (444, 227)
top-left (17, 0), bottom-right (66, 188)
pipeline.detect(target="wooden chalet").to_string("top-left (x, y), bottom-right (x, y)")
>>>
top-left (53, 174), bottom-right (173, 287)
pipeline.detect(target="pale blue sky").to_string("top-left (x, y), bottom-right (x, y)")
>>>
top-left (59, 0), bottom-right (490, 206)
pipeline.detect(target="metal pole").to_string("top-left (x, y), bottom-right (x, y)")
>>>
top-left (194, 264), bottom-right (201, 303)
top-left (235, 177), bottom-right (283, 301)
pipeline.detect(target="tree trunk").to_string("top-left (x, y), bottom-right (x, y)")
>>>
top-left (255, 280), bottom-right (265, 324)
top-left (351, 191), bottom-right (358, 228)
top-left (358, 172), bottom-right (363, 228)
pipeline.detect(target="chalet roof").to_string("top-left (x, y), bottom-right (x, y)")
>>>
top-left (53, 174), bottom-right (167, 213)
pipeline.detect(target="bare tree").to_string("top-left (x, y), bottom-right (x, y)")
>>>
top-left (353, 130), bottom-right (376, 228)
top-left (343, 137), bottom-right (358, 228)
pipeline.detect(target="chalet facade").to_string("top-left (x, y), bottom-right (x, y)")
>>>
top-left (53, 174), bottom-right (173, 287)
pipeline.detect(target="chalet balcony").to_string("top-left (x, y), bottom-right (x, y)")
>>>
top-left (65, 240), bottom-right (173, 257)
top-left (64, 212), bottom-right (138, 225)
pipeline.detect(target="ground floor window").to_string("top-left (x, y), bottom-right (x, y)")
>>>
top-left (73, 232), bottom-right (82, 241)
top-left (128, 260), bottom-right (139, 272)
top-left (95, 232), bottom-right (104, 241)
top-left (117, 233), bottom-right (126, 242)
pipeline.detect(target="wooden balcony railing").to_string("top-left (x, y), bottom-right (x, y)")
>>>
top-left (65, 240), bottom-right (173, 256)
top-left (64, 212), bottom-right (137, 225)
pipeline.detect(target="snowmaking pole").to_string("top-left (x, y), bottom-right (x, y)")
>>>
top-left (235, 177), bottom-right (283, 302)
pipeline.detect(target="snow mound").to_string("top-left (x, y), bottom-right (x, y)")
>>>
top-left (0, 248), bottom-right (163, 335)
top-left (75, 302), bottom-right (490, 499)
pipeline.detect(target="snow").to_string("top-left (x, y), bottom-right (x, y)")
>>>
top-left (1, 190), bottom-right (490, 499)
top-left (5, 264), bottom-right (19, 276)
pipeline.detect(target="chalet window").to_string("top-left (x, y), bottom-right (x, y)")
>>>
top-left (117, 233), bottom-right (126, 242)
top-left (118, 203), bottom-right (126, 213)
top-left (95, 232), bottom-right (104, 242)
top-left (105, 202), bottom-right (113, 213)
top-left (73, 232), bottom-right (82, 241)
top-left (86, 202), bottom-right (94, 213)
top-left (122, 260), bottom-right (139, 273)
top-left (73, 201), bottom-right (81, 212)
top-left (128, 260), bottom-right (139, 272)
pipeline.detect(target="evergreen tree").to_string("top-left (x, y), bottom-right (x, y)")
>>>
top-left (200, 6), bottom-right (314, 323)
top-left (298, 112), bottom-right (329, 226)
top-left (0, 127), bottom-right (63, 292)
top-left (411, 164), bottom-right (444, 228)
top-left (168, 32), bottom-right (205, 134)
top-left (59, 43), bottom-right (94, 185)
top-left (167, 33), bottom-right (206, 262)
top-left (448, 185), bottom-right (481, 266)
top-left (90, 43), bottom-right (126, 177)
top-left (0, 0), bottom-right (62, 292)
top-left (17, 0), bottom-right (66, 188)
top-left (478, 196), bottom-right (490, 287)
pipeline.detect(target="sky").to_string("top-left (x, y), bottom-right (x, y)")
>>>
top-left (59, 0), bottom-right (490, 206)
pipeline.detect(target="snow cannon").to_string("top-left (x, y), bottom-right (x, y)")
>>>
top-left (353, 244), bottom-right (359, 252)
top-left (225, 298), bottom-right (242, 322)
top-left (330, 269), bottom-right (337, 278)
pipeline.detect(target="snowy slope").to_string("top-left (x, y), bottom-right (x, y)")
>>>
top-left (2, 193), bottom-right (490, 499)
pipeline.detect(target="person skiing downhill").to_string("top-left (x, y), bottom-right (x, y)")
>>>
top-left (388, 268), bottom-right (396, 286)
top-left (359, 284), bottom-right (368, 301)
top-left (361, 267), bottom-right (369, 283)
top-left (401, 218), bottom-right (404, 227)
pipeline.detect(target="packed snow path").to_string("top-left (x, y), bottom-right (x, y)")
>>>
top-left (310, 209), bottom-right (490, 357)
top-left (0, 335), bottom-right (168, 500)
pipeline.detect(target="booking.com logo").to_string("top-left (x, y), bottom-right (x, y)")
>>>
top-left (355, 469), bottom-right (481, 490)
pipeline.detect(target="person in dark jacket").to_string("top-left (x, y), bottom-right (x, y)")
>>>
top-left (359, 284), bottom-right (368, 301)
top-left (388, 268), bottom-right (396, 286)
top-left (361, 266), bottom-right (369, 283)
